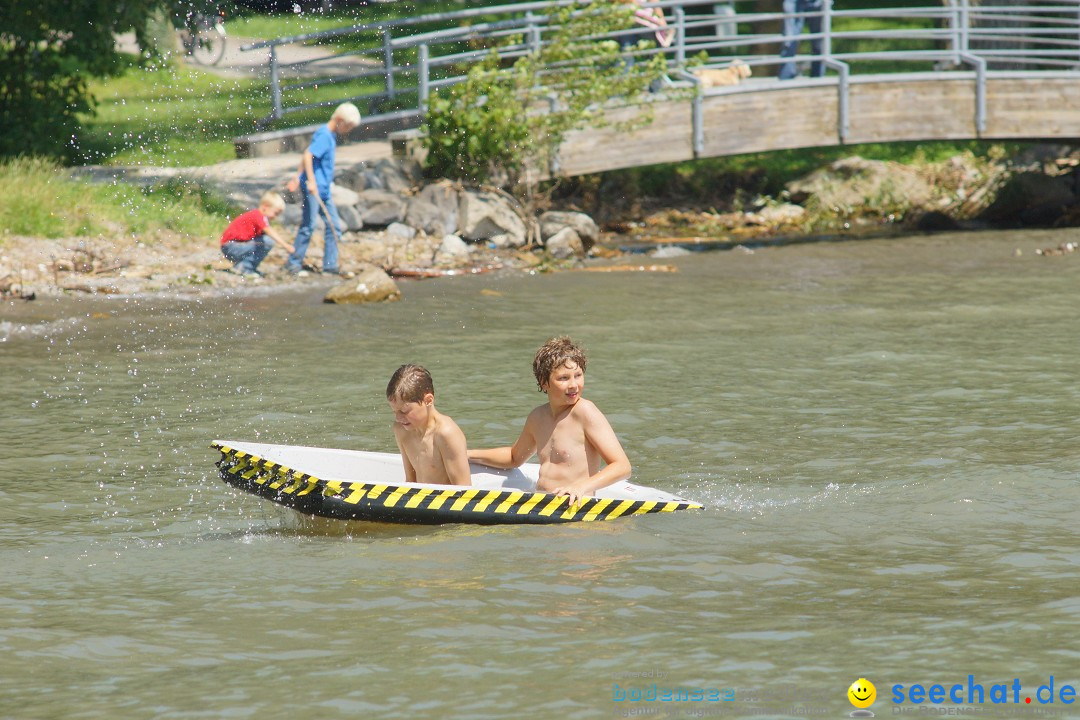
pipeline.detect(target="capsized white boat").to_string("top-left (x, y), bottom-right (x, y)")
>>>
top-left (213, 440), bottom-right (703, 525)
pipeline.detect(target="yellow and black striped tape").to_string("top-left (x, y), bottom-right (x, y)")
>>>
top-left (212, 442), bottom-right (703, 525)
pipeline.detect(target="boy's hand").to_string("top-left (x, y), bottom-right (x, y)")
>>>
top-left (285, 178), bottom-right (299, 193)
top-left (552, 485), bottom-right (588, 508)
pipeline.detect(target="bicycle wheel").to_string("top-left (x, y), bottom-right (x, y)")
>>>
top-left (190, 15), bottom-right (227, 66)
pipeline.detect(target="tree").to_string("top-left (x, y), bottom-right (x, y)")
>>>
top-left (421, 0), bottom-right (671, 196)
top-left (0, 1), bottom-right (180, 160)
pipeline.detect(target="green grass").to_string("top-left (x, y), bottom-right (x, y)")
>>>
top-left (0, 157), bottom-right (239, 242)
top-left (78, 58), bottom-right (268, 167)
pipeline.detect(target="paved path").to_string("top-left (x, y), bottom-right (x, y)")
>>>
top-left (75, 141), bottom-right (392, 209)
top-left (115, 31), bottom-right (374, 81)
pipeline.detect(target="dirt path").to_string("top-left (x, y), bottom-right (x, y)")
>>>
top-left (115, 31), bottom-right (375, 81)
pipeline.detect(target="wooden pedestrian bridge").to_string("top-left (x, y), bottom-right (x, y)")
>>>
top-left (235, 1), bottom-right (1080, 177)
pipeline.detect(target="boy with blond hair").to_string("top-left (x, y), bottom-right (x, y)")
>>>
top-left (219, 190), bottom-right (294, 276)
top-left (387, 364), bottom-right (471, 486)
top-left (469, 337), bottom-right (631, 505)
top-left (285, 102), bottom-right (361, 276)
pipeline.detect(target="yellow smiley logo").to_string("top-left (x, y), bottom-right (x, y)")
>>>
top-left (848, 678), bottom-right (877, 709)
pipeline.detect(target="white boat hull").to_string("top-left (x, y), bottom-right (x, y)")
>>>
top-left (213, 440), bottom-right (703, 525)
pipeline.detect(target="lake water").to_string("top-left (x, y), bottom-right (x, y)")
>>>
top-left (2, 229), bottom-right (1079, 720)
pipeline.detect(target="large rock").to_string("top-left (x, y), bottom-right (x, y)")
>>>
top-left (323, 264), bottom-right (401, 304)
top-left (337, 203), bottom-right (364, 232)
top-left (373, 158), bottom-right (416, 194)
top-left (545, 227), bottom-right (584, 259)
top-left (786, 156), bottom-right (934, 214)
top-left (979, 171), bottom-right (1077, 226)
top-left (330, 184), bottom-right (360, 208)
top-left (539, 211), bottom-right (599, 251)
top-left (752, 203), bottom-right (806, 226)
top-left (335, 167), bottom-right (367, 194)
top-left (386, 222), bottom-right (416, 240)
top-left (414, 182), bottom-right (460, 235)
top-left (356, 189), bottom-right (406, 227)
top-left (435, 234), bottom-right (471, 263)
top-left (405, 198), bottom-right (453, 236)
top-left (458, 189), bottom-right (527, 247)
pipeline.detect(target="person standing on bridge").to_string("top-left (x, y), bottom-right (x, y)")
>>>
top-left (285, 102), bottom-right (361, 276)
top-left (778, 0), bottom-right (829, 80)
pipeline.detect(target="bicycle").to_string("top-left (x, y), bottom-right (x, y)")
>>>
top-left (178, 7), bottom-right (227, 66)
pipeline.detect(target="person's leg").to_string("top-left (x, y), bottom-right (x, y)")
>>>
top-left (807, 0), bottom-right (826, 77)
top-left (778, 0), bottom-right (805, 80)
top-left (248, 234), bottom-right (274, 272)
top-left (287, 192), bottom-right (317, 273)
top-left (318, 198), bottom-right (343, 272)
top-left (222, 240), bottom-right (258, 273)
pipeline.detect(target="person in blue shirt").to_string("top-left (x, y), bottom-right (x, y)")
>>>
top-left (285, 102), bottom-right (361, 275)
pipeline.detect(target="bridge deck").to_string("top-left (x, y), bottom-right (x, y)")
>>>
top-left (552, 72), bottom-right (1080, 177)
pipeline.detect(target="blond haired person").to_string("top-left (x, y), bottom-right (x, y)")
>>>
top-left (219, 190), bottom-right (294, 276)
top-left (285, 102), bottom-right (361, 276)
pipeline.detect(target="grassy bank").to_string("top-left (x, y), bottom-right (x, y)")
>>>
top-left (78, 59), bottom-right (266, 167)
top-left (0, 158), bottom-right (238, 243)
top-left (556, 140), bottom-right (1017, 220)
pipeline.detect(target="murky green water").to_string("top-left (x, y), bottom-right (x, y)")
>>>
top-left (3, 229), bottom-right (1079, 720)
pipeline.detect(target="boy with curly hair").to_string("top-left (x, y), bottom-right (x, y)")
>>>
top-left (469, 337), bottom-right (631, 505)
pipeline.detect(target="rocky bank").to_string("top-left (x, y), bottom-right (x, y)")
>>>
top-left (3, 143), bottom-right (1080, 302)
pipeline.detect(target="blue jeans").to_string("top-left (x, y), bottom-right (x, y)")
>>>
top-left (287, 191), bottom-right (342, 273)
top-left (222, 235), bottom-right (274, 273)
top-left (779, 0), bottom-right (825, 80)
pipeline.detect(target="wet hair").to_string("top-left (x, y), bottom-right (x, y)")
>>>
top-left (259, 190), bottom-right (285, 213)
top-left (533, 336), bottom-right (587, 391)
top-left (387, 364), bottom-right (434, 403)
top-left (332, 102), bottom-right (361, 127)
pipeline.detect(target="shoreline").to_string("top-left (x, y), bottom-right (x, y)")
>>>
top-left (3, 218), bottom-right (1078, 304)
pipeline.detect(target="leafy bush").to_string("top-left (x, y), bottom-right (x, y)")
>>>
top-left (422, 0), bottom-right (669, 192)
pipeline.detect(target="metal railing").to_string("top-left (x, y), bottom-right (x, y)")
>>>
top-left (242, 1), bottom-right (1080, 133)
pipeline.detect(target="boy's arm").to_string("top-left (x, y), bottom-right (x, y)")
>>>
top-left (301, 150), bottom-right (318, 195)
top-left (437, 423), bottom-right (472, 486)
top-left (551, 403), bottom-right (631, 505)
top-left (468, 419), bottom-right (536, 469)
top-left (393, 426), bottom-right (418, 484)
top-left (285, 159), bottom-right (305, 193)
top-left (263, 225), bottom-right (295, 255)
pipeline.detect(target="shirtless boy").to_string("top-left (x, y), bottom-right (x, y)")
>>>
top-left (387, 365), bottom-right (471, 486)
top-left (468, 337), bottom-right (631, 505)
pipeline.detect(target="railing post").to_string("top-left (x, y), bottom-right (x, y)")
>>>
top-left (822, 0), bottom-right (832, 68)
top-left (269, 44), bottom-right (283, 120)
top-left (382, 29), bottom-right (396, 101)
top-left (692, 85), bottom-right (704, 157)
top-left (824, 59), bottom-right (849, 143)
top-left (418, 43), bottom-right (430, 115)
top-left (957, 52), bottom-right (986, 134)
top-left (947, 0), bottom-right (960, 65)
top-left (526, 11), bottom-right (541, 54)
top-left (674, 6), bottom-right (686, 66)
top-left (959, 53), bottom-right (986, 135)
top-left (959, 0), bottom-right (970, 54)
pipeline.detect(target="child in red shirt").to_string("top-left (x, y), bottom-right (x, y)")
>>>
top-left (220, 191), bottom-right (295, 276)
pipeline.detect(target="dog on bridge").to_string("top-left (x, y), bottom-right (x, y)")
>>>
top-left (693, 59), bottom-right (752, 88)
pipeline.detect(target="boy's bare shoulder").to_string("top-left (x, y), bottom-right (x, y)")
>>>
top-left (526, 403), bottom-right (550, 423)
top-left (573, 397), bottom-right (603, 418)
top-left (433, 412), bottom-right (466, 443)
